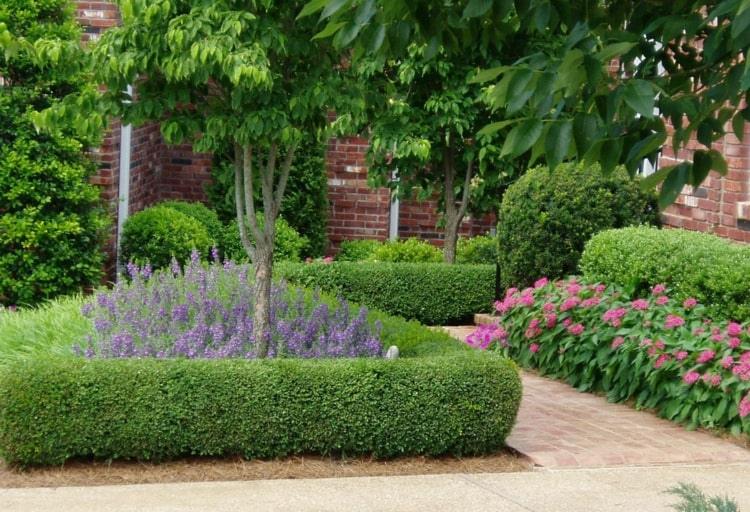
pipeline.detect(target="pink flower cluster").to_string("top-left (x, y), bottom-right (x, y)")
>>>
top-left (466, 324), bottom-right (508, 349)
top-left (602, 308), bottom-right (627, 327)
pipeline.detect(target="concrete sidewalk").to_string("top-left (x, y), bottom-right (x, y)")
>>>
top-left (3, 463), bottom-right (749, 512)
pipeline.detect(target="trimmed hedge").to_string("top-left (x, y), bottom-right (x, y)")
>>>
top-left (277, 262), bottom-right (495, 325)
top-left (0, 354), bottom-right (521, 465)
top-left (580, 226), bottom-right (750, 320)
top-left (497, 163), bottom-right (659, 289)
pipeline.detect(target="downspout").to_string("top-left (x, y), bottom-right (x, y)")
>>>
top-left (115, 85), bottom-right (133, 277)
top-left (389, 169), bottom-right (400, 241)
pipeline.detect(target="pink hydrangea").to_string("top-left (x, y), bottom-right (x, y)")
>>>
top-left (519, 294), bottom-right (535, 307)
top-left (697, 350), bottom-right (716, 364)
top-left (466, 324), bottom-right (508, 349)
top-left (611, 336), bottom-right (625, 349)
top-left (566, 282), bottom-right (582, 295)
top-left (505, 287), bottom-right (518, 298)
top-left (641, 338), bottom-right (653, 347)
top-left (664, 314), bottom-right (685, 329)
top-left (733, 364), bottom-right (750, 381)
top-left (655, 295), bottom-right (669, 306)
top-left (655, 340), bottom-right (666, 350)
top-left (683, 297), bottom-right (698, 309)
top-left (534, 277), bottom-right (549, 289)
top-left (654, 354), bottom-right (669, 369)
top-left (529, 343), bottom-right (540, 353)
top-left (675, 351), bottom-right (689, 361)
top-left (727, 322), bottom-right (743, 337)
top-left (594, 284), bottom-right (606, 294)
top-left (580, 297), bottom-right (601, 308)
top-left (562, 318), bottom-right (572, 327)
top-left (740, 394), bottom-right (750, 418)
top-left (525, 319), bottom-right (542, 339)
top-left (728, 337), bottom-right (741, 349)
top-left (567, 323), bottom-right (585, 336)
top-left (721, 356), bottom-right (734, 369)
top-left (702, 373), bottom-right (721, 387)
top-left (631, 299), bottom-right (649, 310)
top-left (683, 371), bottom-right (701, 385)
top-left (542, 302), bottom-right (556, 313)
top-left (602, 308), bottom-right (627, 327)
top-left (652, 284), bottom-right (667, 295)
top-left (560, 296), bottom-right (581, 312)
top-left (545, 313), bottom-right (557, 329)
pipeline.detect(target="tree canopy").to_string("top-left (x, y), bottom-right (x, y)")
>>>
top-left (302, 0), bottom-right (750, 208)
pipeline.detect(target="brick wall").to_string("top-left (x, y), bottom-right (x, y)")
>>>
top-left (660, 123), bottom-right (750, 243)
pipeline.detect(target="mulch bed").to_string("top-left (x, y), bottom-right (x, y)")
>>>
top-left (0, 450), bottom-right (531, 488)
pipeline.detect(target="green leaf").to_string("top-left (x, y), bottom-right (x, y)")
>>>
top-left (321, 0), bottom-right (350, 19)
top-left (313, 21), bottom-right (347, 40)
top-left (595, 42), bottom-right (636, 62)
top-left (659, 162), bottom-right (690, 209)
top-left (506, 69), bottom-right (536, 113)
top-left (463, 0), bottom-right (493, 18)
top-left (622, 80), bottom-right (656, 118)
top-left (501, 118), bottom-right (543, 158)
top-left (732, 112), bottom-right (746, 141)
top-left (477, 119), bottom-right (520, 137)
top-left (545, 120), bottom-right (572, 170)
top-left (691, 150), bottom-right (712, 187)
top-left (470, 66), bottom-right (508, 84)
top-left (599, 137), bottom-right (623, 174)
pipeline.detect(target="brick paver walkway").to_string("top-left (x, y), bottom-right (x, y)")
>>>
top-left (443, 326), bottom-right (750, 469)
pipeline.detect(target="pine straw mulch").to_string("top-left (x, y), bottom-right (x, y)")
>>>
top-left (0, 450), bottom-right (531, 488)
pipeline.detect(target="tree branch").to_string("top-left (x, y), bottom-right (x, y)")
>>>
top-left (261, 143), bottom-right (278, 242)
top-left (233, 144), bottom-right (255, 262)
top-left (272, 142), bottom-right (298, 220)
top-left (243, 145), bottom-right (262, 242)
top-left (456, 155), bottom-right (474, 222)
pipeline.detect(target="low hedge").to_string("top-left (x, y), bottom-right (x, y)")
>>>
top-left (580, 226), bottom-right (750, 320)
top-left (0, 354), bottom-right (521, 465)
top-left (277, 262), bottom-right (495, 325)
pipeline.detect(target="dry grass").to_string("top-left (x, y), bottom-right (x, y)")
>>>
top-left (0, 451), bottom-right (530, 488)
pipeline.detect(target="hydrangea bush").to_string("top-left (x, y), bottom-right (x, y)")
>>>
top-left (78, 251), bottom-right (382, 359)
top-left (467, 277), bottom-right (750, 435)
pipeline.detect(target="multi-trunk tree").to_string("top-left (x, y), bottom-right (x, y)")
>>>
top-left (3, 0), bottom-right (360, 355)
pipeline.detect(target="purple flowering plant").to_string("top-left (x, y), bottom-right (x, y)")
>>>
top-left (467, 277), bottom-right (750, 435)
top-left (77, 251), bottom-right (382, 360)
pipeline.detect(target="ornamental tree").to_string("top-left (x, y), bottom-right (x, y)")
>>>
top-left (304, 0), bottom-right (750, 208)
top-left (3, 0), bottom-right (359, 356)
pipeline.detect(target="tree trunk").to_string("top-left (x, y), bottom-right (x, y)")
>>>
top-left (443, 220), bottom-right (458, 264)
top-left (253, 247), bottom-right (273, 358)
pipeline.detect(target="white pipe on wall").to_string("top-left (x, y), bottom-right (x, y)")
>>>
top-left (115, 85), bottom-right (133, 277)
top-left (389, 169), bottom-right (400, 241)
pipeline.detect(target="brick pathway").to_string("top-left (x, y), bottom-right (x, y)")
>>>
top-left (443, 326), bottom-right (750, 469)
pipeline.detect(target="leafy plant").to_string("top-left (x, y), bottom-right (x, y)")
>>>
top-left (667, 483), bottom-right (739, 512)
top-left (158, 200), bottom-right (224, 244)
top-left (120, 205), bottom-right (213, 269)
top-left (497, 163), bottom-right (658, 290)
top-left (457, 234), bottom-right (498, 265)
top-left (469, 277), bottom-right (750, 437)
top-left (337, 239), bottom-right (383, 261)
top-left (370, 238), bottom-right (443, 263)
top-left (223, 214), bottom-right (307, 262)
top-left (581, 226), bottom-right (750, 321)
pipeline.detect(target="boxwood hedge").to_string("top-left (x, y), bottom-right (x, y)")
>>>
top-left (0, 354), bottom-right (521, 466)
top-left (277, 262), bottom-right (495, 325)
top-left (580, 226), bottom-right (750, 320)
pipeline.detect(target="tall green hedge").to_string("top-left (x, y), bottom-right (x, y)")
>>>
top-left (580, 226), bottom-right (750, 320)
top-left (277, 262), bottom-right (495, 325)
top-left (0, 354), bottom-right (521, 465)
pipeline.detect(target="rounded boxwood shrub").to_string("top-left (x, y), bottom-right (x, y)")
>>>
top-left (497, 163), bottom-right (659, 289)
top-left (457, 235), bottom-right (498, 265)
top-left (0, 354), bottom-right (521, 465)
top-left (277, 262), bottom-right (495, 325)
top-left (580, 226), bottom-right (750, 320)
top-left (121, 206), bottom-right (213, 268)
top-left (159, 200), bottom-right (224, 243)
top-left (371, 238), bottom-right (443, 263)
top-left (223, 214), bottom-right (308, 262)
top-left (337, 239), bottom-right (383, 261)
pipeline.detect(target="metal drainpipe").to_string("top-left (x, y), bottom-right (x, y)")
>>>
top-left (388, 169), bottom-right (400, 241)
top-left (115, 86), bottom-right (133, 277)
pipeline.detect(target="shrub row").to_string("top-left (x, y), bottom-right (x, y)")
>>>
top-left (0, 354), bottom-right (521, 465)
top-left (470, 278), bottom-right (750, 437)
top-left (497, 163), bottom-right (659, 290)
top-left (580, 226), bottom-right (750, 320)
top-left (336, 236), bottom-right (498, 265)
top-left (277, 262), bottom-right (495, 325)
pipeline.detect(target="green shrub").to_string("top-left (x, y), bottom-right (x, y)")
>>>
top-left (159, 200), bottom-right (224, 244)
top-left (223, 214), bottom-right (308, 262)
top-left (497, 163), bottom-right (659, 290)
top-left (337, 239), bottom-right (383, 261)
top-left (206, 141), bottom-right (329, 257)
top-left (0, 354), bottom-right (520, 465)
top-left (371, 238), bottom-right (443, 263)
top-left (0, 0), bottom-right (108, 307)
top-left (580, 226), bottom-right (750, 320)
top-left (121, 206), bottom-right (213, 269)
top-left (278, 262), bottom-right (495, 325)
top-left (457, 235), bottom-right (498, 265)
